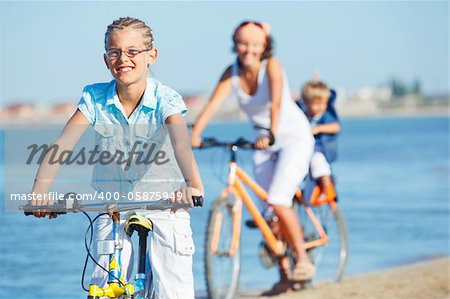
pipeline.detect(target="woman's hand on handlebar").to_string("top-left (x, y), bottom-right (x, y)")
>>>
top-left (191, 132), bottom-right (202, 148)
top-left (255, 135), bottom-right (271, 150)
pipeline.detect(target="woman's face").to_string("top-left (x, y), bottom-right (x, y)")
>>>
top-left (234, 25), bottom-right (266, 67)
top-left (104, 28), bottom-right (157, 87)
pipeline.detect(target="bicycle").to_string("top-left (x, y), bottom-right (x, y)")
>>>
top-left (22, 193), bottom-right (203, 299)
top-left (196, 137), bottom-right (348, 299)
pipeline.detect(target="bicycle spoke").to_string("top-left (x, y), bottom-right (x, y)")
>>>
top-left (296, 202), bottom-right (348, 283)
top-left (205, 196), bottom-right (240, 299)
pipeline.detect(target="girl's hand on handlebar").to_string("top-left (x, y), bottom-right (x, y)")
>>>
top-left (171, 187), bottom-right (203, 212)
top-left (30, 190), bottom-right (57, 219)
top-left (255, 135), bottom-right (271, 150)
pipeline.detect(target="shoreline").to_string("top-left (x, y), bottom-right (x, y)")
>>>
top-left (234, 257), bottom-right (450, 299)
top-left (0, 103), bottom-right (448, 125)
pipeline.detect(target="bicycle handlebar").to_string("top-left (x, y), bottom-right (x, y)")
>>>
top-left (196, 137), bottom-right (255, 150)
top-left (22, 193), bottom-right (203, 215)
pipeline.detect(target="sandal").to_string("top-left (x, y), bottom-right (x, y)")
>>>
top-left (291, 262), bottom-right (316, 282)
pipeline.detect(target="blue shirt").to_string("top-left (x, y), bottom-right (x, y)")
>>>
top-left (297, 89), bottom-right (339, 162)
top-left (77, 77), bottom-right (187, 196)
top-left (78, 77), bottom-right (186, 125)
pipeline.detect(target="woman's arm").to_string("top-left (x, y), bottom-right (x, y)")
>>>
top-left (256, 57), bottom-right (283, 149)
top-left (191, 66), bottom-right (233, 147)
top-left (31, 109), bottom-right (90, 217)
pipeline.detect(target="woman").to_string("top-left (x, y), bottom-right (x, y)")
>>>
top-left (191, 20), bottom-right (315, 293)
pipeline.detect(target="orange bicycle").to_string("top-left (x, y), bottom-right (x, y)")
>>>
top-left (197, 137), bottom-right (348, 299)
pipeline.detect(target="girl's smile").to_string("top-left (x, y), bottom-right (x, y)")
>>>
top-left (115, 65), bottom-right (134, 74)
top-left (104, 28), bottom-right (157, 87)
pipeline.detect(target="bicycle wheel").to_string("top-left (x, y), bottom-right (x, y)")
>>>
top-left (205, 195), bottom-right (240, 299)
top-left (296, 202), bottom-right (348, 282)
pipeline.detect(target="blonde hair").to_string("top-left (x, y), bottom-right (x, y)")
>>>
top-left (302, 81), bottom-right (331, 102)
top-left (104, 17), bottom-right (154, 50)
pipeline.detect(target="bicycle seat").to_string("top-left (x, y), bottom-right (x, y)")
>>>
top-left (125, 215), bottom-right (153, 237)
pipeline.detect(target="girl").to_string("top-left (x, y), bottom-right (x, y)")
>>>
top-left (191, 21), bottom-right (314, 294)
top-left (31, 17), bottom-right (203, 299)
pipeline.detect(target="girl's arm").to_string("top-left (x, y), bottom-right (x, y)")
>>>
top-left (256, 57), bottom-right (283, 149)
top-left (31, 110), bottom-right (90, 218)
top-left (191, 66), bottom-right (233, 147)
top-left (166, 114), bottom-right (204, 205)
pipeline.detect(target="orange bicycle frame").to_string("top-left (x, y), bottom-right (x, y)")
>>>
top-left (210, 161), bottom-right (338, 257)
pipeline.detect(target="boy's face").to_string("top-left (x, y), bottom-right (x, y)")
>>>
top-left (305, 97), bottom-right (328, 117)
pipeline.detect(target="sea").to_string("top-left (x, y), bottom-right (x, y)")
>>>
top-left (0, 116), bottom-right (448, 298)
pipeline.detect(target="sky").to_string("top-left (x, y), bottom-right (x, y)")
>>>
top-left (0, 1), bottom-right (448, 105)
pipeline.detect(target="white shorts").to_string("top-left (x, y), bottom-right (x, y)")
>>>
top-left (253, 139), bottom-right (314, 208)
top-left (310, 151), bottom-right (332, 179)
top-left (90, 210), bottom-right (195, 299)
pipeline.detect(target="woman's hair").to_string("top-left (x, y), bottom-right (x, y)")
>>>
top-left (302, 81), bottom-right (331, 102)
top-left (232, 21), bottom-right (274, 61)
top-left (104, 17), bottom-right (154, 50)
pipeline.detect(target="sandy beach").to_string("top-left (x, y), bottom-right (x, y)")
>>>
top-left (236, 258), bottom-right (450, 299)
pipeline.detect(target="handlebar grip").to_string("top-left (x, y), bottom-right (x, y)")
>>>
top-left (268, 130), bottom-right (275, 146)
top-left (24, 209), bottom-right (67, 216)
top-left (235, 138), bottom-right (255, 149)
top-left (200, 138), bottom-right (218, 148)
top-left (23, 201), bottom-right (70, 216)
top-left (23, 192), bottom-right (76, 216)
top-left (192, 196), bottom-right (204, 207)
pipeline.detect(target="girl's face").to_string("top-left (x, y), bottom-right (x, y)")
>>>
top-left (234, 25), bottom-right (266, 67)
top-left (104, 28), bottom-right (157, 87)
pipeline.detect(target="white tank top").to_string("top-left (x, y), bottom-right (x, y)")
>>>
top-left (231, 60), bottom-right (312, 145)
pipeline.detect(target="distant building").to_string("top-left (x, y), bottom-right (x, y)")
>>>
top-left (5, 103), bottom-right (35, 120)
top-left (0, 86), bottom-right (448, 124)
top-left (52, 102), bottom-right (76, 118)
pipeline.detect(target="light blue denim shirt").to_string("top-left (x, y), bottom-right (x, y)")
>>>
top-left (77, 77), bottom-right (187, 198)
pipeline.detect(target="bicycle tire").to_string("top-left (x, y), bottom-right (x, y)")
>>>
top-left (296, 202), bottom-right (348, 283)
top-left (204, 196), bottom-right (240, 299)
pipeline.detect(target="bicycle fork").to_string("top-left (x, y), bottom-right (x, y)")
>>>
top-left (88, 213), bottom-right (153, 299)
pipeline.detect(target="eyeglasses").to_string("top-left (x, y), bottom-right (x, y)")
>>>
top-left (105, 48), bottom-right (152, 60)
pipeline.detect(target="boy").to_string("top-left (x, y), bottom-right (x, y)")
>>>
top-left (297, 81), bottom-right (340, 201)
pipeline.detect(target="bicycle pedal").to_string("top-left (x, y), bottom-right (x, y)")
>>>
top-left (245, 219), bottom-right (258, 229)
top-left (258, 241), bottom-right (277, 268)
top-left (292, 280), bottom-right (313, 291)
top-left (245, 212), bottom-right (277, 229)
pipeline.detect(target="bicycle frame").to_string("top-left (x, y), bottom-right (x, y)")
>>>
top-left (22, 197), bottom-right (203, 299)
top-left (210, 159), bottom-right (338, 257)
